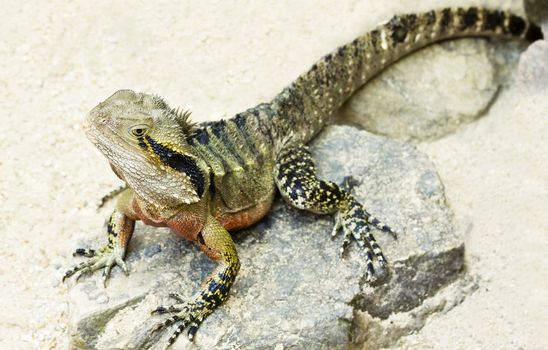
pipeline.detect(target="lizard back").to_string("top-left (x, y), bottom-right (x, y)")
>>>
top-left (186, 7), bottom-right (542, 214)
top-left (187, 104), bottom-right (277, 212)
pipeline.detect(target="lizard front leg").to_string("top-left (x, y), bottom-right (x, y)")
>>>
top-left (63, 188), bottom-right (135, 286)
top-left (151, 214), bottom-right (240, 347)
top-left (274, 143), bottom-right (396, 282)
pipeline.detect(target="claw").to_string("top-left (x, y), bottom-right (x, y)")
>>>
top-left (155, 304), bottom-right (187, 314)
top-left (73, 248), bottom-right (96, 257)
top-left (331, 213), bottom-right (343, 239)
top-left (375, 264), bottom-right (387, 278)
top-left (365, 269), bottom-right (375, 283)
top-left (338, 227), bottom-right (352, 257)
top-left (187, 320), bottom-right (202, 341)
top-left (166, 320), bottom-right (190, 347)
top-left (62, 269), bottom-right (74, 282)
top-left (369, 217), bottom-right (398, 239)
top-left (380, 225), bottom-right (398, 240)
top-left (168, 293), bottom-right (186, 303)
top-left (151, 315), bottom-right (180, 333)
top-left (74, 268), bottom-right (90, 282)
top-left (340, 175), bottom-right (361, 193)
top-left (150, 296), bottom-right (210, 347)
top-left (151, 322), bottom-right (164, 333)
top-left (120, 260), bottom-right (129, 275)
top-left (331, 226), bottom-right (341, 239)
top-left (102, 264), bottom-right (114, 287)
top-left (63, 262), bottom-right (85, 282)
top-left (151, 306), bottom-right (168, 315)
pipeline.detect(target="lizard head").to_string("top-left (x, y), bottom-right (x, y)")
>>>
top-left (84, 89), bottom-right (207, 207)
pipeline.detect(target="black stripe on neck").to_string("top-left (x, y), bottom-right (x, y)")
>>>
top-left (144, 135), bottom-right (205, 198)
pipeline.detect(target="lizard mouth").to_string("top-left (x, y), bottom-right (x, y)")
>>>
top-left (82, 109), bottom-right (108, 144)
top-left (82, 117), bottom-right (108, 149)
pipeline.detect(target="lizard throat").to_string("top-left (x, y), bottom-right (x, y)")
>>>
top-left (139, 135), bottom-right (205, 198)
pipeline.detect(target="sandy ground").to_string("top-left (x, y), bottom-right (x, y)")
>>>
top-left (0, 1), bottom-right (546, 349)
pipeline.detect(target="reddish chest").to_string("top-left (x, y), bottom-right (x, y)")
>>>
top-left (131, 198), bottom-right (204, 241)
top-left (166, 215), bottom-right (203, 241)
top-left (214, 197), bottom-right (274, 231)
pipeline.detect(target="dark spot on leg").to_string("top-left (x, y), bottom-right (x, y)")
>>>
top-left (484, 10), bottom-right (504, 31)
top-left (406, 14), bottom-right (417, 27)
top-left (389, 14), bottom-right (417, 45)
top-left (508, 15), bottom-right (526, 36)
top-left (106, 222), bottom-right (117, 236)
top-left (440, 8), bottom-right (452, 32)
top-left (390, 17), bottom-right (408, 43)
top-left (425, 10), bottom-right (436, 26)
top-left (461, 7), bottom-right (478, 30)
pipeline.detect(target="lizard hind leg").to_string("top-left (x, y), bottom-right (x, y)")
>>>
top-left (274, 143), bottom-right (395, 281)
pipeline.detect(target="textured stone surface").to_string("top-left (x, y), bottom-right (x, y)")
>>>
top-left (391, 35), bottom-right (548, 349)
top-left (2, 2), bottom-right (544, 350)
top-left (338, 39), bottom-right (523, 142)
top-left (67, 125), bottom-right (464, 350)
top-left (524, 0), bottom-right (548, 26)
top-left (516, 38), bottom-right (548, 91)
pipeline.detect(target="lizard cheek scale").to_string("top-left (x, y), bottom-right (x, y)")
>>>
top-left (63, 7), bottom-right (542, 348)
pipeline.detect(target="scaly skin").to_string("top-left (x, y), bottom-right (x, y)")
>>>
top-left (64, 7), bottom-right (542, 347)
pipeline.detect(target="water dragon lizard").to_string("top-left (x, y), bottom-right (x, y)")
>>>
top-left (63, 7), bottom-right (542, 348)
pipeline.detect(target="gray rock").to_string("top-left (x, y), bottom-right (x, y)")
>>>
top-left (338, 39), bottom-right (523, 143)
top-left (524, 0), bottom-right (548, 26)
top-left (67, 125), bottom-right (466, 350)
top-left (516, 38), bottom-right (548, 91)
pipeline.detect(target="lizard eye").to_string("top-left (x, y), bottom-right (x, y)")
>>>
top-left (130, 125), bottom-right (148, 137)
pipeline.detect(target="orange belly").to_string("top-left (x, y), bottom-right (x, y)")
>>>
top-left (215, 197), bottom-right (274, 231)
top-left (130, 192), bottom-right (273, 240)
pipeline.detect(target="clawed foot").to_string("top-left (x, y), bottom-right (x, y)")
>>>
top-left (150, 294), bottom-right (208, 348)
top-left (331, 196), bottom-right (398, 282)
top-left (63, 245), bottom-right (128, 286)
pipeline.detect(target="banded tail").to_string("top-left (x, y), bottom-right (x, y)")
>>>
top-left (269, 7), bottom-right (543, 144)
